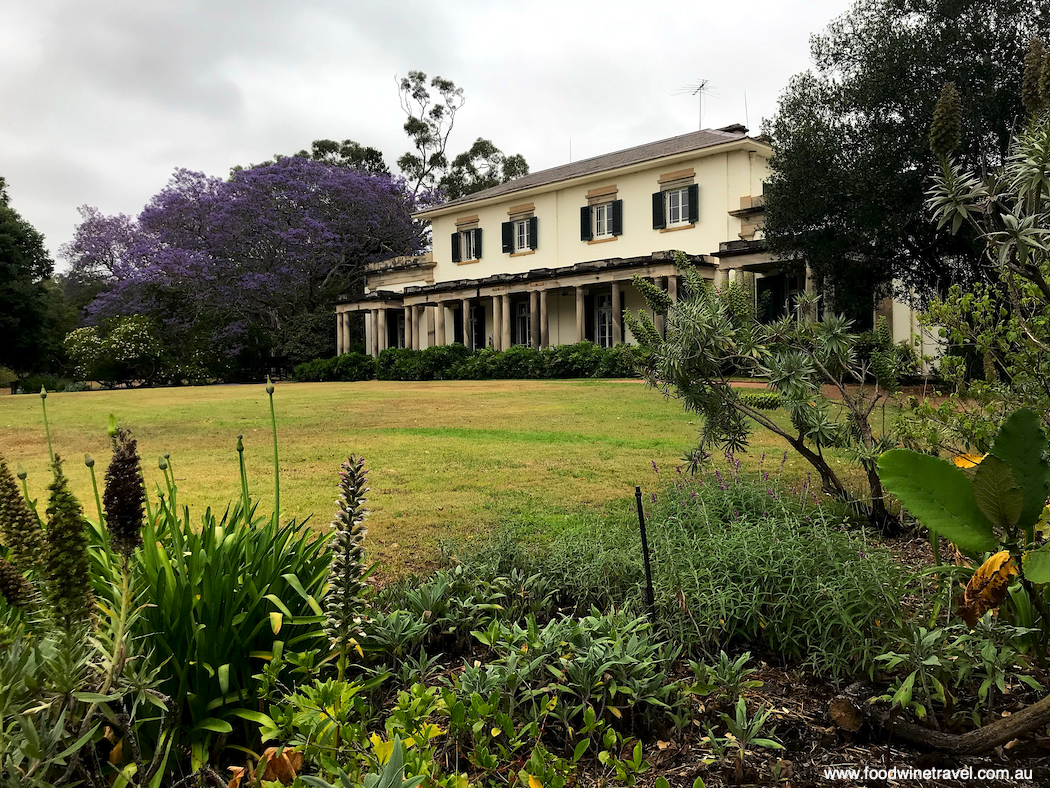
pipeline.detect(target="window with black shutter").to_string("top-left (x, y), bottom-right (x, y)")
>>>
top-left (688, 184), bottom-right (699, 224)
top-left (652, 192), bottom-right (666, 229)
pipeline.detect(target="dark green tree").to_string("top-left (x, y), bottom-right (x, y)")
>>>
top-left (0, 176), bottom-right (59, 373)
top-left (439, 137), bottom-right (530, 200)
top-left (762, 0), bottom-right (1049, 323)
top-left (236, 138), bottom-right (390, 176)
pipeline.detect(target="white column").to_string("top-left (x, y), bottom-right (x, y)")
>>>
top-left (378, 309), bottom-right (388, 353)
top-left (575, 287), bottom-right (585, 343)
top-left (435, 303), bottom-right (445, 346)
top-left (529, 291), bottom-right (540, 350)
top-left (501, 294), bottom-right (512, 349)
top-left (336, 312), bottom-right (344, 355)
top-left (492, 296), bottom-right (502, 350)
top-left (611, 282), bottom-right (622, 345)
top-left (539, 290), bottom-right (549, 348)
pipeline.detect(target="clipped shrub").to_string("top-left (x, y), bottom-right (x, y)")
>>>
top-left (293, 352), bottom-right (376, 382)
top-left (595, 342), bottom-right (645, 378)
top-left (491, 345), bottom-right (546, 379)
top-left (417, 343), bottom-right (471, 380)
top-left (452, 347), bottom-right (499, 379)
top-left (376, 348), bottom-right (424, 381)
top-left (544, 341), bottom-right (604, 378)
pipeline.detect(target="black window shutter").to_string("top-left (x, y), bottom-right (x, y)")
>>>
top-left (688, 184), bottom-right (700, 224)
top-left (580, 206), bottom-right (592, 241)
top-left (451, 232), bottom-right (461, 262)
top-left (611, 199), bottom-right (623, 236)
top-left (652, 191), bottom-right (665, 229)
top-left (529, 216), bottom-right (538, 250)
top-left (475, 228), bottom-right (482, 258)
top-left (502, 221), bottom-right (513, 253)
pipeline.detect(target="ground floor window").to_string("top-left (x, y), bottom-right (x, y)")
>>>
top-left (595, 293), bottom-right (613, 348)
top-left (513, 300), bottom-right (531, 346)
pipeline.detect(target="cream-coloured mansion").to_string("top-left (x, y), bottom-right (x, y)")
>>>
top-left (335, 126), bottom-right (935, 357)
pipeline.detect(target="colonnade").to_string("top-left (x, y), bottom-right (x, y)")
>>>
top-left (336, 275), bottom-right (680, 357)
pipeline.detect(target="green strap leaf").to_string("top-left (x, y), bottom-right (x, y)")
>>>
top-left (878, 449), bottom-right (997, 555)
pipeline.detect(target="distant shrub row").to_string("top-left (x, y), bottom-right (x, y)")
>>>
top-left (292, 342), bottom-right (646, 382)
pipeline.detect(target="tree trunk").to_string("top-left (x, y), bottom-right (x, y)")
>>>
top-left (885, 692), bottom-right (1050, 755)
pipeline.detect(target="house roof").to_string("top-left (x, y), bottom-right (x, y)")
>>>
top-left (415, 126), bottom-right (767, 218)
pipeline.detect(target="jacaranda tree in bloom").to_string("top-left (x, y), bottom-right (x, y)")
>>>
top-left (62, 158), bottom-right (426, 381)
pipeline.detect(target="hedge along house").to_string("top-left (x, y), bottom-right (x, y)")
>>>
top-left (335, 125), bottom-right (787, 356)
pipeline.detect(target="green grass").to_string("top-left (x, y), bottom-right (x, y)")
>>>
top-left (0, 380), bottom-right (858, 575)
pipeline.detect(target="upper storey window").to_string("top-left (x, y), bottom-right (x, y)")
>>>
top-left (501, 214), bottom-right (538, 254)
top-left (579, 198), bottom-right (622, 241)
top-left (652, 169), bottom-right (699, 230)
top-left (451, 218), bottom-right (482, 263)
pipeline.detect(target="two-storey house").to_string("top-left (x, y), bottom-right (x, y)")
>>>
top-left (334, 125), bottom-right (936, 360)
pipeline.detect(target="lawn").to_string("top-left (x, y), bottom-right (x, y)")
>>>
top-left (0, 379), bottom-right (844, 573)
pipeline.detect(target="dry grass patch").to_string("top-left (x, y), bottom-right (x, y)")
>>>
top-left (0, 379), bottom-right (856, 574)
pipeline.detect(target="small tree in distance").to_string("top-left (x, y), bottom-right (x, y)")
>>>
top-left (626, 255), bottom-right (912, 532)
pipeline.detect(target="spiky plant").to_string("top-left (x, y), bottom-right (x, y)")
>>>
top-left (1041, 41), bottom-right (1050, 108)
top-left (0, 454), bottom-right (47, 574)
top-left (103, 428), bottom-right (145, 559)
top-left (0, 555), bottom-right (34, 609)
top-left (324, 456), bottom-right (371, 679)
top-left (44, 458), bottom-right (94, 632)
top-left (1023, 37), bottom-right (1046, 115)
top-left (929, 81), bottom-right (962, 159)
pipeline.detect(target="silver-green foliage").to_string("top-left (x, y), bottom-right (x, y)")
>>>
top-left (325, 456), bottom-right (371, 669)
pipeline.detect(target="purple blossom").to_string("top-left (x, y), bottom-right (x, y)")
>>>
top-left (651, 460), bottom-right (660, 474)
top-left (64, 159), bottom-right (425, 376)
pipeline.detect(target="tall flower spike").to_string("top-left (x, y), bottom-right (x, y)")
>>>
top-left (0, 555), bottom-right (34, 610)
top-left (103, 428), bottom-right (145, 558)
top-left (44, 458), bottom-right (94, 632)
top-left (324, 456), bottom-right (370, 667)
top-left (0, 454), bottom-right (47, 574)
top-left (929, 81), bottom-right (962, 159)
top-left (1022, 38), bottom-right (1046, 116)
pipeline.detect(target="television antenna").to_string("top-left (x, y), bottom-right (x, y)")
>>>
top-left (674, 80), bottom-right (717, 130)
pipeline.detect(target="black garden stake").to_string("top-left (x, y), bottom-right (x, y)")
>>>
top-left (634, 485), bottom-right (655, 620)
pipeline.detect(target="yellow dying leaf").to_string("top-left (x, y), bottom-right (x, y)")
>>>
top-left (960, 550), bottom-right (1018, 627)
top-left (370, 734), bottom-right (394, 765)
top-left (953, 453), bottom-right (987, 468)
top-left (528, 776), bottom-right (544, 788)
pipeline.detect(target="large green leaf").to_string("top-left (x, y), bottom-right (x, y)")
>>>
top-left (973, 456), bottom-right (1024, 531)
top-left (1023, 548), bottom-right (1050, 584)
top-left (991, 408), bottom-right (1050, 536)
top-left (877, 449), bottom-right (997, 555)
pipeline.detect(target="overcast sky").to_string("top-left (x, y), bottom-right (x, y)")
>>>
top-left (0, 0), bottom-right (853, 268)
